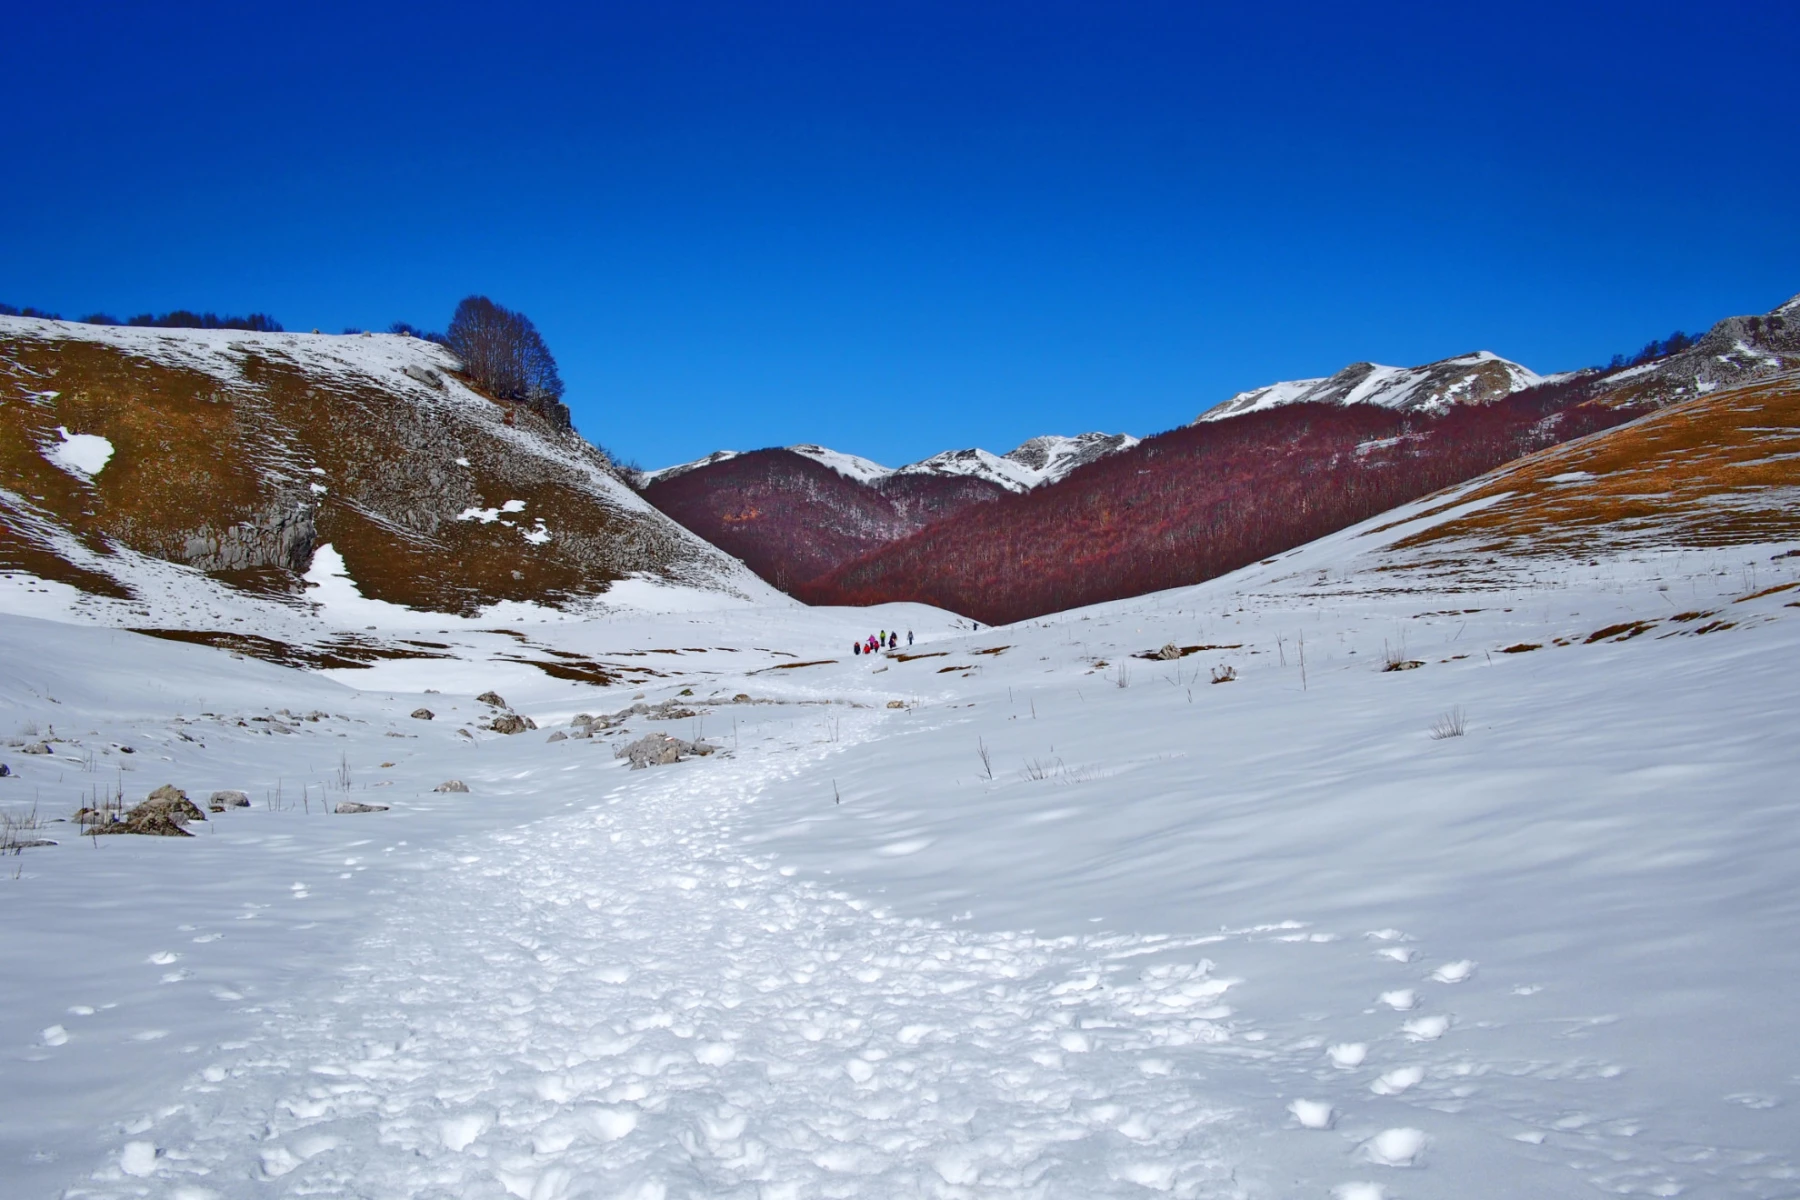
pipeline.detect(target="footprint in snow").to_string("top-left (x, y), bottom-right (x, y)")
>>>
top-left (1402, 1014), bottom-right (1452, 1041)
top-left (1328, 1042), bottom-right (1369, 1068)
top-left (1371, 1065), bottom-right (1425, 1095)
top-left (1430, 959), bottom-right (1477, 984)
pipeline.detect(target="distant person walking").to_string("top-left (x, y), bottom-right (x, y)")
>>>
top-left (907, 630), bottom-right (913, 646)
top-left (853, 641), bottom-right (861, 656)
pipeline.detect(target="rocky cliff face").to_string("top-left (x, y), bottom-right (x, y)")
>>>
top-left (1585, 294), bottom-right (1800, 409)
top-left (0, 318), bottom-right (768, 616)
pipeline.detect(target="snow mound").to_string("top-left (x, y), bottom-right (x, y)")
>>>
top-left (43, 427), bottom-right (114, 478)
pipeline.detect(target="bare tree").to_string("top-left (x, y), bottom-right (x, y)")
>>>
top-left (445, 296), bottom-right (570, 430)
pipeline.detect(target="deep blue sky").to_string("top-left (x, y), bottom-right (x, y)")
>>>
top-left (6, 2), bottom-right (1798, 469)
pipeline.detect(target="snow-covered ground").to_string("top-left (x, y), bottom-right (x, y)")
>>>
top-left (2, 493), bottom-right (1797, 1198)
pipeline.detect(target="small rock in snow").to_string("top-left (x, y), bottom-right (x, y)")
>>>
top-left (411, 708), bottom-right (434, 720)
top-left (476, 691), bottom-right (506, 708)
top-left (434, 780), bottom-right (471, 793)
top-left (546, 730), bottom-right (567, 743)
top-left (335, 802), bottom-right (389, 814)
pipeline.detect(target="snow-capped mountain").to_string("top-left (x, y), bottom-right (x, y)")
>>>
top-left (0, 316), bottom-right (777, 628)
top-left (644, 432), bottom-right (1138, 493)
top-left (1197, 350), bottom-right (1549, 423)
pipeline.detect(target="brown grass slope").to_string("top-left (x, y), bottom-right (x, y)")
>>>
top-left (0, 320), bottom-right (746, 613)
top-left (1386, 371), bottom-right (1800, 560)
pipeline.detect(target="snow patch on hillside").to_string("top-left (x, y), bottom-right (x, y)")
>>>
top-left (43, 427), bottom-right (113, 478)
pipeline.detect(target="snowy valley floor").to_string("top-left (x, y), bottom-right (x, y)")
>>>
top-left (2, 518), bottom-right (1799, 1199)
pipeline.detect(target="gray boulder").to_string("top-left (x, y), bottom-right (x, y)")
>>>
top-left (476, 691), bottom-right (507, 708)
top-left (616, 733), bottom-right (716, 770)
top-left (411, 708), bottom-right (434, 720)
top-left (21, 741), bottom-right (51, 755)
top-left (209, 789), bottom-right (251, 812)
top-left (335, 801), bottom-right (389, 814)
top-left (488, 713), bottom-right (535, 735)
top-left (545, 730), bottom-right (567, 743)
top-left (434, 780), bottom-right (470, 793)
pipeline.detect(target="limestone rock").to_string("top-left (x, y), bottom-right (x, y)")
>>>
top-left (89, 784), bottom-right (206, 836)
top-left (488, 713), bottom-right (534, 735)
top-left (335, 801), bottom-right (389, 814)
top-left (411, 708), bottom-right (434, 720)
top-left (209, 789), bottom-right (251, 812)
top-left (142, 784), bottom-right (205, 823)
top-left (476, 691), bottom-right (507, 708)
top-left (546, 730), bottom-right (567, 743)
top-left (1153, 643), bottom-right (1183, 661)
top-left (434, 780), bottom-right (470, 793)
top-left (616, 733), bottom-right (716, 770)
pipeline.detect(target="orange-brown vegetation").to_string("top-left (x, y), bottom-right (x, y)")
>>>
top-left (0, 328), bottom-right (716, 613)
top-left (1391, 373), bottom-right (1800, 558)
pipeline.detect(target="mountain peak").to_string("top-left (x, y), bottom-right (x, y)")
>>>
top-left (1197, 351), bottom-right (1545, 423)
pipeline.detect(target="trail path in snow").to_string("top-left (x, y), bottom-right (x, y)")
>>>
top-left (73, 719), bottom-right (1255, 1199)
top-left (59, 698), bottom-right (1794, 1200)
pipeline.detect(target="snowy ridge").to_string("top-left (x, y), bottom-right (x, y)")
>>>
top-left (1198, 351), bottom-right (1547, 423)
top-left (786, 443), bottom-right (894, 486)
top-left (647, 431), bottom-right (1137, 493)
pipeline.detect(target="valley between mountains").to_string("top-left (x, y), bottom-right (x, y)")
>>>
top-left (1, 296), bottom-right (1798, 1199)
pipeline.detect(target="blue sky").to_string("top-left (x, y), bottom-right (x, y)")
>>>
top-left (6, 1), bottom-right (1798, 469)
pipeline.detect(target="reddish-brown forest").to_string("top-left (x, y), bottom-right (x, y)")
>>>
top-left (794, 383), bottom-right (1636, 623)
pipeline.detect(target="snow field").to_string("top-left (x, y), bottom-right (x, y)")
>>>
top-left (64, 712), bottom-right (1248, 1199)
top-left (2, 488), bottom-right (1797, 1197)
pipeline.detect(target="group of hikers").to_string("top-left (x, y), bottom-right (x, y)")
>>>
top-left (854, 629), bottom-right (912, 656)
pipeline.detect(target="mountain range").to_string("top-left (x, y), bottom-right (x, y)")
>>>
top-left (4, 291), bottom-right (1796, 634)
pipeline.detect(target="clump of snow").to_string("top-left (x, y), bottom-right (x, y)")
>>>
top-left (1288, 1098), bottom-right (1334, 1129)
top-left (1360, 1127), bottom-right (1428, 1167)
top-left (43, 427), bottom-right (114, 479)
top-left (456, 499), bottom-right (527, 524)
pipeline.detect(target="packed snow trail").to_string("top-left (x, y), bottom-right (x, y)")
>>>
top-left (72, 718), bottom-right (1251, 1199)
